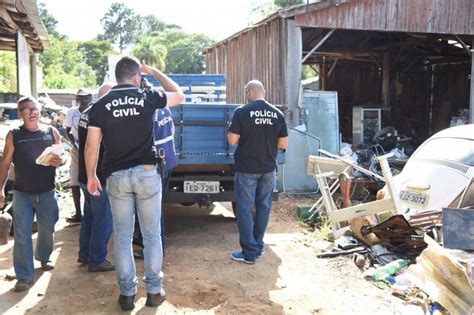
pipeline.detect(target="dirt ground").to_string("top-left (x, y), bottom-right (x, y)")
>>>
top-left (0, 192), bottom-right (424, 314)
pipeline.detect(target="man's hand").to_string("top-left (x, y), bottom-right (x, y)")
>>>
top-left (0, 191), bottom-right (5, 208)
top-left (140, 62), bottom-right (155, 76)
top-left (139, 62), bottom-right (184, 107)
top-left (48, 154), bottom-right (66, 168)
top-left (87, 176), bottom-right (102, 196)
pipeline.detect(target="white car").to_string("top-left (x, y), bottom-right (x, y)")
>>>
top-left (387, 124), bottom-right (474, 215)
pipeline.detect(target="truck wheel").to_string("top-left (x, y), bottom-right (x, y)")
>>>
top-left (180, 202), bottom-right (196, 207)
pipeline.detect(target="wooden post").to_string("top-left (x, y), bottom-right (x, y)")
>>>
top-left (320, 59), bottom-right (328, 91)
top-left (382, 51), bottom-right (390, 109)
top-left (286, 20), bottom-right (302, 127)
top-left (470, 39), bottom-right (474, 123)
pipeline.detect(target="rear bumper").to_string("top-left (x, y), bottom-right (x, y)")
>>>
top-left (163, 190), bottom-right (279, 203)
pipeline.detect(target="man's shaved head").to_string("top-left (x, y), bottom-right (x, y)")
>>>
top-left (245, 80), bottom-right (265, 93)
top-left (98, 83), bottom-right (113, 98)
top-left (244, 80), bottom-right (265, 101)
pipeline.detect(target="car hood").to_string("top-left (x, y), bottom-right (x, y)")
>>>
top-left (393, 159), bottom-right (472, 214)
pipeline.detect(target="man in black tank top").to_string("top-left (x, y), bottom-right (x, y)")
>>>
top-left (0, 96), bottom-right (65, 292)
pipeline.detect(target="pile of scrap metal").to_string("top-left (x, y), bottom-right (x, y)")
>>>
top-left (352, 125), bottom-right (411, 178)
top-left (306, 125), bottom-right (474, 314)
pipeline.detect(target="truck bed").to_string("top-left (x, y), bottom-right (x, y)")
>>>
top-left (171, 103), bottom-right (239, 165)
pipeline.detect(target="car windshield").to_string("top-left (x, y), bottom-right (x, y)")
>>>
top-left (413, 138), bottom-right (474, 166)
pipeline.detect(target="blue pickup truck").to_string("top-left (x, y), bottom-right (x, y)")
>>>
top-left (144, 74), bottom-right (284, 211)
top-left (145, 74), bottom-right (239, 209)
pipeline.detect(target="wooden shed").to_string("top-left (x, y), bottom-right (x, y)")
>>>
top-left (0, 0), bottom-right (49, 97)
top-left (204, 0), bottom-right (474, 141)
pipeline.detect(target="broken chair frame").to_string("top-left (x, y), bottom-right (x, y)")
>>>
top-left (307, 150), bottom-right (402, 230)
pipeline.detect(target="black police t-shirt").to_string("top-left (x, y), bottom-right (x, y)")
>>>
top-left (229, 100), bottom-right (288, 174)
top-left (88, 84), bottom-right (167, 177)
top-left (77, 105), bottom-right (106, 185)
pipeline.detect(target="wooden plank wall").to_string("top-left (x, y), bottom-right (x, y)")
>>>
top-left (295, 0), bottom-right (474, 35)
top-left (326, 60), bottom-right (470, 141)
top-left (431, 63), bottom-right (470, 132)
top-left (326, 61), bottom-right (382, 140)
top-left (395, 67), bottom-right (432, 138)
top-left (205, 18), bottom-right (288, 105)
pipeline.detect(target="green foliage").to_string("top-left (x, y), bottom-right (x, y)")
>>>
top-left (301, 65), bottom-right (319, 80)
top-left (132, 36), bottom-right (167, 70)
top-left (99, 2), bottom-right (140, 52)
top-left (251, 0), bottom-right (304, 23)
top-left (274, 0), bottom-right (304, 7)
top-left (78, 40), bottom-right (116, 85)
top-left (155, 30), bottom-right (215, 74)
top-left (38, 2), bottom-right (64, 39)
top-left (140, 15), bottom-right (181, 36)
top-left (0, 51), bottom-right (17, 92)
top-left (40, 37), bottom-right (96, 89)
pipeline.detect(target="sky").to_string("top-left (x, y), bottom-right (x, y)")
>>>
top-left (40, 0), bottom-right (266, 42)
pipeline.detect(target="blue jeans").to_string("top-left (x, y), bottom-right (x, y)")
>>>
top-left (234, 171), bottom-right (276, 261)
top-left (79, 183), bottom-right (113, 266)
top-left (107, 165), bottom-right (163, 296)
top-left (12, 190), bottom-right (59, 280)
top-left (133, 168), bottom-right (172, 254)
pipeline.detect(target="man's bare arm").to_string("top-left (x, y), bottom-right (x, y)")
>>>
top-left (85, 127), bottom-right (102, 195)
top-left (0, 132), bottom-right (14, 207)
top-left (277, 136), bottom-right (288, 149)
top-left (227, 132), bottom-right (240, 146)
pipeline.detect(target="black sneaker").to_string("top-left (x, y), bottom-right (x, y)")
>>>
top-left (145, 288), bottom-right (166, 307)
top-left (41, 261), bottom-right (54, 271)
top-left (14, 279), bottom-right (33, 292)
top-left (66, 214), bottom-right (82, 224)
top-left (118, 294), bottom-right (135, 311)
top-left (231, 251), bottom-right (255, 264)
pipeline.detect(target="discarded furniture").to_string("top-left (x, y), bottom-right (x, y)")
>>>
top-left (307, 151), bottom-right (402, 227)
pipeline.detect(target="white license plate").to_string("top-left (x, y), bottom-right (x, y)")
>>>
top-left (399, 190), bottom-right (429, 207)
top-left (184, 181), bottom-right (220, 194)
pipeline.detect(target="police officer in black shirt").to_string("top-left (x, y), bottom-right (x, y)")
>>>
top-left (85, 56), bottom-right (184, 310)
top-left (228, 80), bottom-right (288, 265)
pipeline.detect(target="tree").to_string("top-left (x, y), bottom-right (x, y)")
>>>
top-left (139, 15), bottom-right (181, 36)
top-left (38, 2), bottom-right (64, 39)
top-left (0, 51), bottom-right (17, 92)
top-left (99, 2), bottom-right (140, 52)
top-left (38, 3), bottom-right (96, 88)
top-left (274, 0), bottom-right (304, 7)
top-left (132, 36), bottom-right (167, 70)
top-left (250, 0), bottom-right (303, 23)
top-left (40, 37), bottom-right (96, 89)
top-left (78, 40), bottom-right (117, 85)
top-left (155, 30), bottom-right (215, 74)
